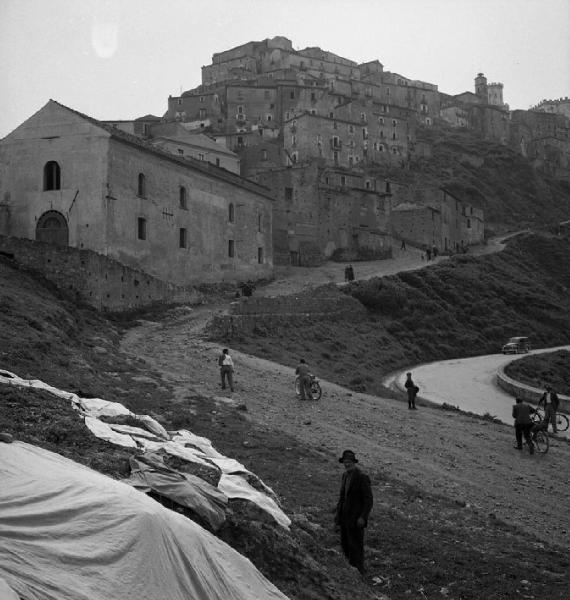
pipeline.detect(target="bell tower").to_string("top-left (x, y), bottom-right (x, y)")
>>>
top-left (475, 73), bottom-right (488, 99)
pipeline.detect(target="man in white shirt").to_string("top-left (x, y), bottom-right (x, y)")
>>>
top-left (218, 348), bottom-right (235, 392)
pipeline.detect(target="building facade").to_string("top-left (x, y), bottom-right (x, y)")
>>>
top-left (0, 101), bottom-right (273, 285)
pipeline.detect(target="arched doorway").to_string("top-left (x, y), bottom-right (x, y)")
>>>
top-left (36, 211), bottom-right (69, 246)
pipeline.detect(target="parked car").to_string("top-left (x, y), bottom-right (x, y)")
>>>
top-left (501, 336), bottom-right (531, 354)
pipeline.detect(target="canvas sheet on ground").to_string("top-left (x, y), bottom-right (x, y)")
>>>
top-left (0, 442), bottom-right (290, 600)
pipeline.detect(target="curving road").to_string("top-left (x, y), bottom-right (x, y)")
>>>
top-left (384, 345), bottom-right (570, 440)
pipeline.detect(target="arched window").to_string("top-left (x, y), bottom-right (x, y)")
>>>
top-left (138, 173), bottom-right (146, 197)
top-left (36, 210), bottom-right (68, 246)
top-left (228, 203), bottom-right (235, 223)
top-left (43, 161), bottom-right (61, 191)
top-left (179, 186), bottom-right (187, 209)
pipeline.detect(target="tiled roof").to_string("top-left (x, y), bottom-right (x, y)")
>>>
top-left (49, 100), bottom-right (272, 200)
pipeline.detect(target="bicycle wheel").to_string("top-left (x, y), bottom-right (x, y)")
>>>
top-left (533, 430), bottom-right (549, 454)
top-left (310, 382), bottom-right (322, 401)
top-left (556, 413), bottom-right (569, 432)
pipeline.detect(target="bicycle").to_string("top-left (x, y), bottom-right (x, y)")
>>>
top-left (294, 374), bottom-right (322, 401)
top-left (526, 413), bottom-right (549, 454)
top-left (532, 406), bottom-right (569, 432)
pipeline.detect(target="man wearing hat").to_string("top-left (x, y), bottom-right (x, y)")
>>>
top-left (538, 384), bottom-right (559, 433)
top-left (334, 450), bottom-right (373, 574)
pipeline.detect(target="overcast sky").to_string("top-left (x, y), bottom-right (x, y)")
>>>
top-left (1, 0), bottom-right (569, 138)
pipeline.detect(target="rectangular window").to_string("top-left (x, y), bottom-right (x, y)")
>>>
top-left (179, 228), bottom-right (187, 248)
top-left (258, 247), bottom-right (264, 264)
top-left (290, 91), bottom-right (295, 99)
top-left (178, 148), bottom-right (184, 155)
top-left (340, 176), bottom-right (346, 187)
top-left (199, 108), bottom-right (206, 119)
top-left (228, 239), bottom-right (235, 257)
top-left (198, 153), bottom-right (204, 160)
top-left (216, 158), bottom-right (220, 167)
top-left (285, 187), bottom-right (293, 201)
top-left (137, 217), bottom-right (147, 240)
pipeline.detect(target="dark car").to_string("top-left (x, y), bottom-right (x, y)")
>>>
top-left (501, 336), bottom-right (531, 354)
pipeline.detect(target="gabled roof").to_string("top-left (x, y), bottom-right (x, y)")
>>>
top-left (135, 114), bottom-right (162, 122)
top-left (47, 100), bottom-right (272, 200)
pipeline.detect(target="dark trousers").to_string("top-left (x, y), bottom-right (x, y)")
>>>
top-left (407, 390), bottom-right (416, 408)
top-left (299, 375), bottom-right (312, 400)
top-left (340, 521), bottom-right (365, 573)
top-left (515, 422), bottom-right (533, 450)
top-left (220, 366), bottom-right (234, 391)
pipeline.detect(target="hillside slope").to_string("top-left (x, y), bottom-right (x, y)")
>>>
top-left (229, 233), bottom-right (570, 397)
top-left (383, 125), bottom-right (570, 233)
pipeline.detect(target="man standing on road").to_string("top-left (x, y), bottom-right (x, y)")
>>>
top-left (335, 450), bottom-right (373, 574)
top-left (539, 384), bottom-right (559, 433)
top-left (512, 397), bottom-right (534, 454)
top-left (295, 358), bottom-right (312, 400)
top-left (218, 348), bottom-right (235, 393)
top-left (404, 372), bottom-right (419, 409)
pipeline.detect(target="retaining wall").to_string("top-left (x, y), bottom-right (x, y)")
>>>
top-left (208, 292), bottom-right (367, 338)
top-left (0, 235), bottom-right (201, 313)
top-left (496, 365), bottom-right (569, 413)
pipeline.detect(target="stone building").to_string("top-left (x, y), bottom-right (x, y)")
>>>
top-left (160, 37), bottom-right (444, 263)
top-left (0, 100), bottom-right (273, 285)
top-left (530, 97), bottom-right (570, 119)
top-left (148, 122), bottom-right (241, 174)
top-left (510, 109), bottom-right (570, 181)
top-left (254, 162), bottom-right (392, 265)
top-left (439, 74), bottom-right (509, 143)
top-left (391, 188), bottom-right (484, 252)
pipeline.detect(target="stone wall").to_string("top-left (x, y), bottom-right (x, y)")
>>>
top-left (496, 364), bottom-right (569, 414)
top-left (208, 290), bottom-right (366, 338)
top-left (0, 235), bottom-right (201, 313)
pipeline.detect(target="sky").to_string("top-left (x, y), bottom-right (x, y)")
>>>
top-left (1, 0), bottom-right (569, 138)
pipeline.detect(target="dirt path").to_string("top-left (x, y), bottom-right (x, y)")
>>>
top-left (121, 304), bottom-right (570, 551)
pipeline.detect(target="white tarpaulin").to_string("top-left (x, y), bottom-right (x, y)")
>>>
top-left (0, 442), bottom-right (290, 600)
top-left (0, 369), bottom-right (291, 529)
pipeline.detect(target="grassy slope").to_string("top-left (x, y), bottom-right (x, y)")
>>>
top-left (228, 233), bottom-right (570, 397)
top-left (505, 350), bottom-right (570, 396)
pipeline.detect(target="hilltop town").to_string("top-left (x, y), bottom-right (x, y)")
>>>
top-left (2, 36), bottom-right (570, 600)
top-left (0, 36), bottom-right (569, 310)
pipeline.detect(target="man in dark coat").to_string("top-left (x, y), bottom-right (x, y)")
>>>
top-left (335, 450), bottom-right (373, 574)
top-left (512, 397), bottom-right (534, 454)
top-left (538, 384), bottom-right (559, 433)
top-left (404, 372), bottom-right (419, 409)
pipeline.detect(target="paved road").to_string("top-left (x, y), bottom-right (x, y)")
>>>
top-left (384, 345), bottom-right (570, 440)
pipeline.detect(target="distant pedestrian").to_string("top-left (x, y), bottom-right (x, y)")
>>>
top-left (404, 372), bottom-right (419, 409)
top-left (335, 450), bottom-right (373, 574)
top-left (512, 397), bottom-right (534, 454)
top-left (218, 348), bottom-right (235, 392)
top-left (432, 245), bottom-right (438, 258)
top-left (538, 384), bottom-right (559, 433)
top-left (347, 264), bottom-right (355, 281)
top-left (426, 247), bottom-right (432, 261)
top-left (295, 358), bottom-right (312, 400)
top-left (400, 239), bottom-right (406, 250)
top-left (344, 265), bottom-right (350, 282)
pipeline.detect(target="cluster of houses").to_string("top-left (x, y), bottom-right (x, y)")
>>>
top-left (2, 36), bottom-right (564, 298)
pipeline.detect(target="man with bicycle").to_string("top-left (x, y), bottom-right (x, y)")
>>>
top-left (512, 397), bottom-right (535, 454)
top-left (538, 384), bottom-right (559, 434)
